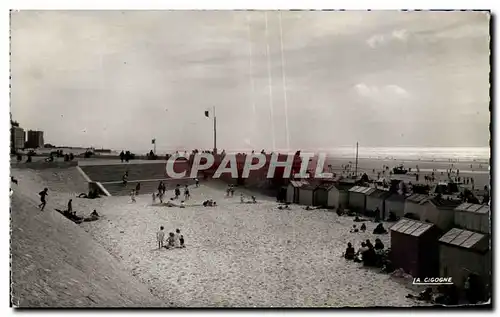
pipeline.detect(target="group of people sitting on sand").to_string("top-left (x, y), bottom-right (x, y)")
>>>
top-left (55, 199), bottom-right (100, 223)
top-left (350, 222), bottom-right (388, 234)
top-left (157, 227), bottom-right (185, 250)
top-left (344, 238), bottom-right (391, 269)
top-left (202, 199), bottom-right (217, 207)
top-left (277, 203), bottom-right (291, 210)
top-left (78, 188), bottom-right (100, 199)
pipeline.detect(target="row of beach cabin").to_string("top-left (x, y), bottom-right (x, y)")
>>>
top-left (286, 181), bottom-right (491, 296)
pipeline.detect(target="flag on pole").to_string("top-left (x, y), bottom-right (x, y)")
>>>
top-left (205, 110), bottom-right (209, 118)
top-left (152, 139), bottom-right (156, 144)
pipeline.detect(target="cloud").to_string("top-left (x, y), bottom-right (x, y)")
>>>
top-left (367, 29), bottom-right (409, 48)
top-left (355, 83), bottom-right (409, 99)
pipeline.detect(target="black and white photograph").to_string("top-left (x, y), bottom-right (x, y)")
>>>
top-left (8, 6), bottom-right (492, 309)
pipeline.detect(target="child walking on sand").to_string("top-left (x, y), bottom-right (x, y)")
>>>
top-left (152, 192), bottom-right (156, 204)
top-left (174, 229), bottom-right (181, 248)
top-left (130, 190), bottom-right (136, 203)
top-left (184, 185), bottom-right (190, 200)
top-left (174, 185), bottom-right (181, 200)
top-left (157, 226), bottom-right (165, 249)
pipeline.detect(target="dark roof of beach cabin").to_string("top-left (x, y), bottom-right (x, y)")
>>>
top-left (439, 228), bottom-right (488, 252)
top-left (386, 193), bottom-right (407, 202)
top-left (455, 203), bottom-right (490, 214)
top-left (406, 194), bottom-right (430, 204)
top-left (367, 189), bottom-right (392, 199)
top-left (390, 218), bottom-right (435, 237)
top-left (348, 186), bottom-right (375, 195)
top-left (429, 198), bottom-right (463, 210)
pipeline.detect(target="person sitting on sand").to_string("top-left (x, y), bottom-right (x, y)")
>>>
top-left (344, 242), bottom-right (355, 260)
top-left (360, 223), bottom-right (367, 232)
top-left (350, 225), bottom-right (359, 233)
top-left (85, 209), bottom-right (100, 222)
top-left (203, 200), bottom-right (209, 207)
top-left (165, 198), bottom-right (175, 207)
top-left (355, 242), bottom-right (369, 262)
top-left (362, 244), bottom-right (377, 267)
top-left (180, 201), bottom-right (186, 208)
top-left (165, 232), bottom-right (175, 249)
top-left (374, 238), bottom-right (385, 250)
top-left (373, 223), bottom-right (388, 234)
top-left (365, 239), bottom-right (374, 249)
top-left (387, 211), bottom-right (398, 222)
top-left (406, 287), bottom-right (433, 302)
top-left (10, 176), bottom-right (18, 185)
top-left (251, 196), bottom-right (257, 203)
top-left (240, 193), bottom-right (245, 203)
top-left (354, 216), bottom-right (361, 222)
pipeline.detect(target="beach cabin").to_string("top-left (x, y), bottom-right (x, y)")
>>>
top-left (313, 183), bottom-right (334, 207)
top-left (420, 198), bottom-right (462, 232)
top-left (390, 219), bottom-right (441, 278)
top-left (327, 183), bottom-right (354, 210)
top-left (286, 180), bottom-right (309, 204)
top-left (365, 189), bottom-right (391, 218)
top-left (298, 184), bottom-right (316, 206)
top-left (454, 203), bottom-right (490, 234)
top-left (348, 186), bottom-right (375, 213)
top-left (404, 194), bottom-right (430, 220)
top-left (385, 193), bottom-right (406, 219)
top-left (439, 228), bottom-right (491, 294)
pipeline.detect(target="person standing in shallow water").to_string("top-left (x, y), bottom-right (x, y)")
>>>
top-left (38, 188), bottom-right (48, 211)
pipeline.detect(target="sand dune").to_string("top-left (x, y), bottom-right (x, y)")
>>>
top-left (10, 168), bottom-right (164, 307)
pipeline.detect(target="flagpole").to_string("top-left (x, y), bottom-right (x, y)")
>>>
top-left (154, 140), bottom-right (156, 155)
top-left (213, 106), bottom-right (217, 154)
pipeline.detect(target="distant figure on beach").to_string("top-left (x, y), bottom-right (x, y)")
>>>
top-left (184, 185), bottom-right (190, 200)
top-left (38, 188), bottom-right (48, 211)
top-left (120, 150), bottom-right (125, 163)
top-left (158, 181), bottom-right (165, 195)
top-left (152, 192), bottom-right (156, 204)
top-left (130, 190), bottom-right (136, 203)
top-left (157, 226), bottom-right (165, 249)
top-left (365, 239), bottom-right (374, 249)
top-left (166, 198), bottom-right (175, 207)
top-left (135, 182), bottom-right (141, 195)
top-left (67, 199), bottom-right (74, 216)
top-left (122, 172), bottom-right (128, 185)
top-left (350, 225), bottom-right (359, 233)
top-left (174, 229), bottom-right (181, 248)
top-left (360, 223), bottom-right (367, 232)
top-left (195, 178), bottom-right (199, 187)
top-left (344, 242), bottom-right (355, 260)
top-left (180, 201), bottom-right (185, 208)
top-left (11, 176), bottom-right (18, 185)
top-left (240, 193), bottom-right (245, 203)
top-left (251, 196), bottom-right (257, 203)
top-left (174, 185), bottom-right (181, 199)
top-left (180, 235), bottom-right (185, 248)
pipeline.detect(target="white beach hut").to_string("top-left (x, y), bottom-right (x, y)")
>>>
top-left (286, 180), bottom-right (309, 204)
top-left (348, 186), bottom-right (375, 213)
top-left (421, 198), bottom-right (462, 232)
top-left (454, 203), bottom-right (490, 234)
top-left (327, 183), bottom-right (354, 210)
top-left (404, 194), bottom-right (430, 220)
top-left (298, 184), bottom-right (316, 206)
top-left (366, 189), bottom-right (391, 218)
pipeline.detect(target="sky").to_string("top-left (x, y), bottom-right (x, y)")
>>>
top-left (10, 10), bottom-right (490, 153)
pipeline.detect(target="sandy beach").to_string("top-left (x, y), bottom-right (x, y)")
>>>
top-left (72, 182), bottom-right (419, 307)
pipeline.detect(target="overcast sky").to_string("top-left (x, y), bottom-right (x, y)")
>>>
top-left (11, 10), bottom-right (490, 152)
